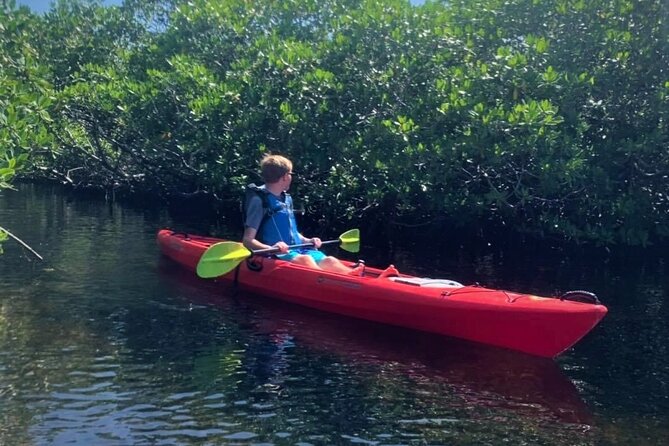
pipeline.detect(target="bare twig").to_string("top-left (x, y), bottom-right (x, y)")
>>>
top-left (0, 226), bottom-right (43, 260)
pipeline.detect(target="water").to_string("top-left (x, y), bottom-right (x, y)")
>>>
top-left (1, 184), bottom-right (667, 445)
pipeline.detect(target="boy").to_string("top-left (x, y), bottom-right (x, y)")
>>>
top-left (242, 154), bottom-right (365, 275)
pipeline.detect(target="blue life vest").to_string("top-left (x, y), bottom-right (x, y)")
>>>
top-left (244, 184), bottom-right (301, 246)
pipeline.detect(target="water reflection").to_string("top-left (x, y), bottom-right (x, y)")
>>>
top-left (159, 259), bottom-right (593, 427)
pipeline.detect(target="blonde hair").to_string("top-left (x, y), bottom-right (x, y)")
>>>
top-left (260, 154), bottom-right (293, 183)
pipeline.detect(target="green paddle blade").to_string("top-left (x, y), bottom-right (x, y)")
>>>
top-left (339, 228), bottom-right (360, 253)
top-left (196, 241), bottom-right (251, 278)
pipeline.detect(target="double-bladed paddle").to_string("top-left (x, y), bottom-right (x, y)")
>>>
top-left (196, 228), bottom-right (360, 278)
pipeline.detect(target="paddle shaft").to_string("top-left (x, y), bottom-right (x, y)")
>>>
top-left (252, 239), bottom-right (340, 255)
top-left (196, 229), bottom-right (358, 278)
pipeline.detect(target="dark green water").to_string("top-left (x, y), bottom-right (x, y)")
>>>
top-left (1, 184), bottom-right (667, 445)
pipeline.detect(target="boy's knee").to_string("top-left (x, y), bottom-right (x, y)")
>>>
top-left (294, 254), bottom-right (318, 267)
top-left (320, 256), bottom-right (339, 266)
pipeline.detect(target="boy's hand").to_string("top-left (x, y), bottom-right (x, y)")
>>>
top-left (273, 241), bottom-right (289, 253)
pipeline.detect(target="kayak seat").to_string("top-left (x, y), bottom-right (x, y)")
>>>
top-left (377, 265), bottom-right (400, 279)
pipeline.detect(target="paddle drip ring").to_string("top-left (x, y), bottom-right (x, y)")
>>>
top-left (560, 290), bottom-right (601, 305)
top-left (246, 256), bottom-right (264, 272)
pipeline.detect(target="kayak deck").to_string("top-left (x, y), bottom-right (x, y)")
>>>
top-left (157, 229), bottom-right (608, 358)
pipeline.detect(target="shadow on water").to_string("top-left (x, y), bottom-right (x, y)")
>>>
top-left (157, 257), bottom-right (593, 426)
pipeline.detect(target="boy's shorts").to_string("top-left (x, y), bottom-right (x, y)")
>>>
top-left (276, 249), bottom-right (327, 263)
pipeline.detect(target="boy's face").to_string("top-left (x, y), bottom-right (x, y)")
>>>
top-left (281, 171), bottom-right (293, 190)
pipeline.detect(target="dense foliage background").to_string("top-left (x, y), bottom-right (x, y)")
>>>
top-left (1, 0), bottom-right (668, 246)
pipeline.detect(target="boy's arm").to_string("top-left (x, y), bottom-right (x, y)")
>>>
top-left (242, 227), bottom-right (289, 253)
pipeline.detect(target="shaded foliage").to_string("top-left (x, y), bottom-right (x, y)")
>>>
top-left (0, 1), bottom-right (54, 252)
top-left (3, 0), bottom-right (669, 246)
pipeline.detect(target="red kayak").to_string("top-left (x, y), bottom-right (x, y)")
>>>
top-left (157, 229), bottom-right (607, 358)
